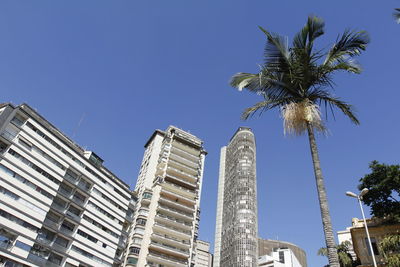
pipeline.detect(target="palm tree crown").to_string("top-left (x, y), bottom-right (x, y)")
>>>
top-left (231, 16), bottom-right (369, 134)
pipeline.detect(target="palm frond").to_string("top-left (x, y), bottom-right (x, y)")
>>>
top-left (311, 92), bottom-right (360, 125)
top-left (324, 30), bottom-right (369, 66)
top-left (394, 8), bottom-right (400, 23)
top-left (241, 97), bottom-right (295, 120)
top-left (258, 26), bottom-right (291, 72)
top-left (306, 16), bottom-right (325, 44)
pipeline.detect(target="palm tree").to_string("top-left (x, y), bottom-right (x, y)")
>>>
top-left (394, 8), bottom-right (400, 23)
top-left (230, 16), bottom-right (369, 267)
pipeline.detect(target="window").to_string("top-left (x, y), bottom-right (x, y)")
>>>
top-left (127, 257), bottom-right (138, 264)
top-left (143, 192), bottom-right (152, 199)
top-left (77, 229), bottom-right (98, 243)
top-left (15, 240), bottom-right (31, 251)
top-left (279, 251), bottom-right (285, 263)
top-left (136, 218), bottom-right (146, 226)
top-left (365, 237), bottom-right (380, 255)
top-left (129, 246), bottom-right (140, 255)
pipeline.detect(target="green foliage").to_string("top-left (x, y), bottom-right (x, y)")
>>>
top-left (318, 241), bottom-right (360, 267)
top-left (230, 16), bottom-right (369, 127)
top-left (358, 161), bottom-right (400, 222)
top-left (379, 234), bottom-right (400, 267)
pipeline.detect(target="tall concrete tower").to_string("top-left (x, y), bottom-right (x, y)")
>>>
top-left (123, 126), bottom-right (207, 267)
top-left (214, 127), bottom-right (258, 267)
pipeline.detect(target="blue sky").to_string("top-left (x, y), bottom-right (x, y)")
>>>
top-left (1, 1), bottom-right (399, 266)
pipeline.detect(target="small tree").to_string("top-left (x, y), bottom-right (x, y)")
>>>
top-left (358, 161), bottom-right (400, 223)
top-left (318, 241), bottom-right (360, 267)
top-left (379, 234), bottom-right (400, 267)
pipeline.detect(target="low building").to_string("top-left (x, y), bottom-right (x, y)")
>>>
top-left (258, 238), bottom-right (307, 267)
top-left (258, 247), bottom-right (302, 267)
top-left (350, 217), bottom-right (400, 267)
top-left (193, 240), bottom-right (213, 267)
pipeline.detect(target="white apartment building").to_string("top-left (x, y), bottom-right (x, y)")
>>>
top-left (123, 126), bottom-right (206, 267)
top-left (0, 103), bottom-right (136, 267)
top-left (258, 248), bottom-right (302, 267)
top-left (193, 240), bottom-right (213, 267)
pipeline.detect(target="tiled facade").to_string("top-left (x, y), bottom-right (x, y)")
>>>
top-left (215, 127), bottom-right (258, 267)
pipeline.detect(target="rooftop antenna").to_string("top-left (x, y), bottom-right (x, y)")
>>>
top-left (72, 112), bottom-right (86, 139)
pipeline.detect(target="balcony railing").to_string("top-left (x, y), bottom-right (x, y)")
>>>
top-left (43, 218), bottom-right (60, 229)
top-left (169, 153), bottom-right (199, 169)
top-left (0, 241), bottom-right (13, 250)
top-left (148, 250), bottom-right (187, 266)
top-left (152, 232), bottom-right (190, 246)
top-left (50, 203), bottom-right (67, 214)
top-left (159, 195), bottom-right (195, 212)
top-left (150, 241), bottom-right (189, 255)
top-left (158, 204), bottom-right (193, 219)
top-left (154, 222), bottom-right (191, 236)
top-left (156, 213), bottom-right (192, 227)
top-left (163, 181), bottom-right (196, 197)
top-left (167, 166), bottom-right (197, 181)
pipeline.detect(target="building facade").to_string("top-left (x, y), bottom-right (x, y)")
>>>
top-left (214, 127), bottom-right (258, 267)
top-left (123, 126), bottom-right (206, 267)
top-left (193, 240), bottom-right (213, 267)
top-left (0, 103), bottom-right (136, 267)
top-left (258, 238), bottom-right (307, 267)
top-left (349, 217), bottom-right (400, 267)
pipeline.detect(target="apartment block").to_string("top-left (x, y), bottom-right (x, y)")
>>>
top-left (214, 127), bottom-right (258, 267)
top-left (193, 240), bottom-right (213, 267)
top-left (0, 103), bottom-right (136, 267)
top-left (123, 126), bottom-right (206, 267)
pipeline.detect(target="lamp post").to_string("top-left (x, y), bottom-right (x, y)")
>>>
top-left (346, 188), bottom-right (377, 267)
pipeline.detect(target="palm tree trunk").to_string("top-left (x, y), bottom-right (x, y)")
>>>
top-left (306, 122), bottom-right (340, 267)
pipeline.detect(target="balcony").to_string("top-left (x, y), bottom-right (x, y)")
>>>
top-left (153, 222), bottom-right (191, 240)
top-left (169, 152), bottom-right (199, 170)
top-left (152, 232), bottom-right (190, 249)
top-left (147, 250), bottom-right (187, 267)
top-left (0, 240), bottom-right (13, 251)
top-left (149, 241), bottom-right (189, 258)
top-left (162, 181), bottom-right (196, 199)
top-left (165, 173), bottom-right (197, 190)
top-left (159, 195), bottom-right (195, 213)
top-left (65, 210), bottom-right (81, 222)
top-left (50, 203), bottom-right (67, 214)
top-left (43, 218), bottom-right (60, 229)
top-left (155, 213), bottom-right (192, 230)
top-left (161, 188), bottom-right (196, 205)
top-left (170, 146), bottom-right (198, 163)
top-left (158, 204), bottom-right (193, 220)
top-left (166, 166), bottom-right (197, 183)
top-left (36, 236), bottom-right (54, 246)
top-left (171, 141), bottom-right (200, 157)
top-left (168, 159), bottom-right (198, 176)
top-left (52, 242), bottom-right (69, 253)
top-left (27, 253), bottom-right (60, 267)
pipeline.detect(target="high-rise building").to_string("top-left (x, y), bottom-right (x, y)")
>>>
top-left (123, 126), bottom-right (206, 267)
top-left (193, 240), bottom-right (213, 267)
top-left (0, 103), bottom-right (137, 267)
top-left (214, 127), bottom-right (258, 267)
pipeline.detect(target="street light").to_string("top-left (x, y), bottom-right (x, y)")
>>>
top-left (346, 188), bottom-right (377, 267)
